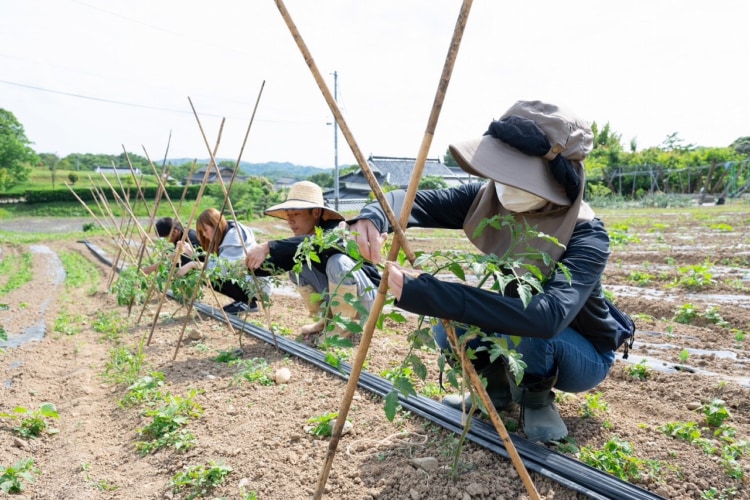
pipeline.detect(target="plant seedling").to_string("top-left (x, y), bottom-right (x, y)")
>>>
top-left (170, 461), bottom-right (232, 499)
top-left (0, 458), bottom-right (40, 494)
top-left (0, 402), bottom-right (59, 438)
top-left (625, 359), bottom-right (651, 381)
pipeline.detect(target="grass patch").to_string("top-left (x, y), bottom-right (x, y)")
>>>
top-left (0, 251), bottom-right (33, 297)
top-left (60, 250), bottom-right (101, 294)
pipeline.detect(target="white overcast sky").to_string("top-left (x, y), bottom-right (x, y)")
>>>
top-left (1, 0), bottom-right (748, 169)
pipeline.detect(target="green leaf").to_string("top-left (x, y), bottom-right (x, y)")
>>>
top-left (384, 390), bottom-right (400, 422)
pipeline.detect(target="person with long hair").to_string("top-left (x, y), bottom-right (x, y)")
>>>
top-left (177, 208), bottom-right (269, 314)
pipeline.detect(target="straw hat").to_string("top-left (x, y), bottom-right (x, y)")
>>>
top-left (265, 181), bottom-right (344, 221)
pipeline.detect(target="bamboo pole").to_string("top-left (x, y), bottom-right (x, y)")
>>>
top-left (169, 85), bottom-right (275, 361)
top-left (274, 2), bottom-right (540, 498)
top-left (147, 119), bottom-right (229, 347)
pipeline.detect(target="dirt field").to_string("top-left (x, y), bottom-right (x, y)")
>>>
top-left (1, 205), bottom-right (749, 500)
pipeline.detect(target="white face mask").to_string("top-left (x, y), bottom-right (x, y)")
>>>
top-left (495, 182), bottom-right (548, 212)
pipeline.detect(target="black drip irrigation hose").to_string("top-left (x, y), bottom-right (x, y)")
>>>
top-left (83, 240), bottom-right (665, 500)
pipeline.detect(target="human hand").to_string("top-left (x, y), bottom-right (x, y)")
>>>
top-left (177, 240), bottom-right (194, 257)
top-left (245, 242), bottom-right (270, 270)
top-left (385, 261), bottom-right (422, 301)
top-left (342, 219), bottom-right (387, 264)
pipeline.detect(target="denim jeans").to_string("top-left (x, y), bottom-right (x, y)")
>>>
top-left (290, 254), bottom-right (376, 311)
top-left (432, 322), bottom-right (615, 393)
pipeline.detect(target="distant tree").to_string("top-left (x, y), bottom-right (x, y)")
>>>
top-left (38, 152), bottom-right (60, 170)
top-left (730, 136), bottom-right (750, 156)
top-left (0, 108), bottom-right (38, 191)
top-left (419, 175), bottom-right (447, 190)
top-left (68, 172), bottom-right (79, 185)
top-left (443, 147), bottom-right (458, 167)
top-left (308, 171), bottom-right (333, 188)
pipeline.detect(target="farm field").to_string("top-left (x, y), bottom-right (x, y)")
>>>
top-left (0, 203), bottom-right (749, 500)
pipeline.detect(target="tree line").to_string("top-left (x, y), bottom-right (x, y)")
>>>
top-left (1, 107), bottom-right (748, 199)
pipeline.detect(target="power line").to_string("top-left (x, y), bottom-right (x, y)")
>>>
top-left (0, 79), bottom-right (210, 116)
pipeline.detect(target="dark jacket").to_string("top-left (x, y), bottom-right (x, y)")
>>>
top-left (177, 229), bottom-right (202, 266)
top-left (255, 219), bottom-right (381, 286)
top-left (354, 183), bottom-right (620, 354)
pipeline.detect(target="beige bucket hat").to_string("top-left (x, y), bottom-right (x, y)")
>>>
top-left (449, 100), bottom-right (595, 271)
top-left (265, 181), bottom-right (344, 221)
top-left (449, 100), bottom-right (593, 206)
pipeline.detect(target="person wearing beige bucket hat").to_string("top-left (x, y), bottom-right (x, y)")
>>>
top-left (347, 100), bottom-right (635, 444)
top-left (245, 181), bottom-right (380, 344)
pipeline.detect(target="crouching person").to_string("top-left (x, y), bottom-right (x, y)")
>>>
top-left (245, 181), bottom-right (380, 344)
top-left (347, 101), bottom-right (634, 444)
top-left (177, 208), bottom-right (270, 315)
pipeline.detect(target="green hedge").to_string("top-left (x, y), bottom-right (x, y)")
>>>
top-left (22, 185), bottom-right (202, 204)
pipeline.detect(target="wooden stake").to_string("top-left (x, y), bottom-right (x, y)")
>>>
top-left (274, 2), bottom-right (540, 498)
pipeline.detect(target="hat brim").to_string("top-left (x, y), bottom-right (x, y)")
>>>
top-left (449, 136), bottom-right (570, 207)
top-left (265, 200), bottom-right (344, 221)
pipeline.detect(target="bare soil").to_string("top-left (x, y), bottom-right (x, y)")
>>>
top-left (1, 206), bottom-right (749, 500)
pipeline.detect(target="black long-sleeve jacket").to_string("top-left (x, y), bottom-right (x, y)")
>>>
top-left (253, 219), bottom-right (381, 286)
top-left (354, 183), bottom-right (620, 354)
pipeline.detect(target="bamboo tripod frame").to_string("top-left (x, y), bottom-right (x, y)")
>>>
top-left (273, 1), bottom-right (540, 498)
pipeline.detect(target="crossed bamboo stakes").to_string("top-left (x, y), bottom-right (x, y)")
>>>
top-left (74, 1), bottom-right (541, 497)
top-left (272, 1), bottom-right (541, 498)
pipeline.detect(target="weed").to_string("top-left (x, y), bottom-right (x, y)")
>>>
top-left (702, 399), bottom-right (732, 428)
top-left (625, 359), bottom-right (651, 381)
top-left (733, 330), bottom-right (745, 343)
top-left (93, 310), bottom-right (128, 343)
top-left (673, 303), bottom-right (697, 324)
top-left (608, 224), bottom-right (642, 246)
top-left (628, 270), bottom-right (655, 287)
top-left (135, 390), bottom-right (203, 456)
top-left (0, 457), bottom-right (40, 494)
top-left (0, 325), bottom-right (6, 353)
top-left (0, 251), bottom-right (33, 297)
top-left (580, 392), bottom-right (609, 419)
top-left (420, 381), bottom-right (442, 399)
top-left (678, 349), bottom-right (690, 363)
top-left (170, 461), bottom-right (232, 499)
top-left (59, 250), bottom-right (100, 295)
top-left (215, 349), bottom-right (243, 363)
top-left (702, 306), bottom-right (729, 328)
top-left (672, 262), bottom-right (716, 290)
top-left (229, 357), bottom-right (274, 386)
top-left (80, 463), bottom-right (119, 491)
top-left (708, 223), bottom-right (734, 232)
top-left (119, 372), bottom-right (166, 407)
top-left (701, 487), bottom-right (738, 499)
top-left (578, 437), bottom-right (660, 482)
top-left (103, 343), bottom-right (146, 385)
top-left (0, 402), bottom-right (59, 438)
top-left (240, 487), bottom-right (260, 499)
top-left (307, 412), bottom-right (340, 437)
top-left (54, 310), bottom-right (84, 336)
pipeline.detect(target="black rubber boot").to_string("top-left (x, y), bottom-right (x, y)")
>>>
top-left (509, 370), bottom-right (568, 443)
top-left (442, 360), bottom-right (515, 413)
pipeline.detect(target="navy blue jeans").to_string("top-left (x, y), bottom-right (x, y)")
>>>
top-left (432, 322), bottom-right (615, 393)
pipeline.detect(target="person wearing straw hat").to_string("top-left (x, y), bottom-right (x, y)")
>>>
top-left (245, 181), bottom-right (380, 343)
top-left (347, 100), bottom-right (634, 444)
top-left (177, 208), bottom-right (270, 315)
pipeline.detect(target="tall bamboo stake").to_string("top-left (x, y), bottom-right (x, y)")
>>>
top-left (275, 2), bottom-right (539, 498)
top-left (146, 119), bottom-right (229, 347)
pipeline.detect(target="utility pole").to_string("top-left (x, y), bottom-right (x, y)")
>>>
top-left (332, 70), bottom-right (339, 210)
